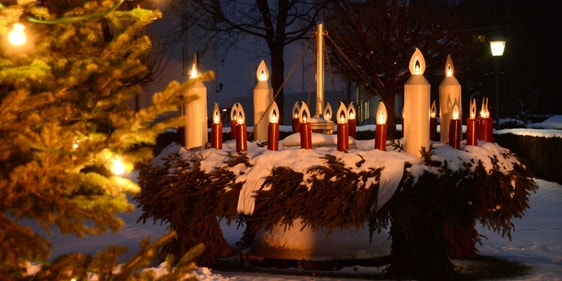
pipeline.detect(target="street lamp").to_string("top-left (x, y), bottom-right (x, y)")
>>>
top-left (490, 37), bottom-right (506, 129)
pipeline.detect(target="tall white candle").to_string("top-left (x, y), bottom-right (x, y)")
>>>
top-left (253, 60), bottom-right (273, 141)
top-left (439, 54), bottom-right (462, 144)
top-left (404, 48), bottom-right (430, 158)
top-left (185, 55), bottom-right (208, 149)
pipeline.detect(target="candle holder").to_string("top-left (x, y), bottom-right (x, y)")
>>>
top-left (299, 102), bottom-right (312, 149)
top-left (336, 102), bottom-right (349, 151)
top-left (348, 102), bottom-right (357, 139)
top-left (235, 105), bottom-right (247, 152)
top-left (375, 102), bottom-right (387, 151)
top-left (268, 102), bottom-right (280, 151)
top-left (211, 103), bottom-right (222, 149)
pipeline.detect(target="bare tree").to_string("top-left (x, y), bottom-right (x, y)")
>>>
top-left (324, 0), bottom-right (479, 138)
top-left (175, 0), bottom-right (327, 123)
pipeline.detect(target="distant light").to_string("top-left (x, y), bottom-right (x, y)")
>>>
top-left (8, 23), bottom-right (27, 46)
top-left (110, 157), bottom-right (126, 176)
top-left (490, 40), bottom-right (506, 57)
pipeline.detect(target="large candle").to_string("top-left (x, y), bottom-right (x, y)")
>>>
top-left (404, 48), bottom-right (430, 158)
top-left (348, 102), bottom-right (357, 139)
top-left (479, 97), bottom-right (493, 142)
top-left (292, 101), bottom-right (301, 133)
top-left (211, 103), bottom-right (222, 149)
top-left (336, 102), bottom-right (349, 151)
top-left (230, 103), bottom-right (239, 140)
top-left (449, 102), bottom-right (461, 149)
top-left (466, 98), bottom-right (478, 146)
top-left (253, 60), bottom-right (274, 141)
top-left (375, 102), bottom-right (387, 151)
top-left (184, 55), bottom-right (208, 149)
top-left (267, 101), bottom-right (279, 151)
top-left (236, 104), bottom-right (247, 152)
top-left (439, 54), bottom-right (462, 144)
top-left (430, 100), bottom-right (438, 141)
top-left (299, 102), bottom-right (312, 149)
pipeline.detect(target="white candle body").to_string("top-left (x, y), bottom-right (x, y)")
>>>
top-left (253, 80), bottom-right (274, 141)
top-left (439, 77), bottom-right (461, 144)
top-left (404, 75), bottom-right (430, 158)
top-left (185, 80), bottom-right (208, 149)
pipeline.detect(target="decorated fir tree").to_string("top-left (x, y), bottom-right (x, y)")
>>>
top-left (0, 0), bottom-right (210, 279)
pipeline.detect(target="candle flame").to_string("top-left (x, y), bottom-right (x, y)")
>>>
top-left (237, 105), bottom-right (246, 125)
top-left (348, 102), bottom-right (356, 120)
top-left (409, 48), bottom-right (426, 75)
top-left (189, 54), bottom-right (199, 79)
top-left (430, 100), bottom-right (437, 118)
top-left (470, 98), bottom-right (477, 119)
top-left (256, 60), bottom-right (269, 81)
top-left (480, 97), bottom-right (489, 118)
top-left (452, 101), bottom-right (460, 120)
top-left (445, 54), bottom-right (454, 77)
top-left (298, 102), bottom-right (310, 123)
top-left (324, 102), bottom-right (333, 121)
top-left (292, 101), bottom-right (301, 118)
top-left (337, 102), bottom-right (348, 124)
top-left (376, 102), bottom-right (387, 125)
top-left (213, 103), bottom-right (221, 124)
top-left (269, 101), bottom-right (279, 123)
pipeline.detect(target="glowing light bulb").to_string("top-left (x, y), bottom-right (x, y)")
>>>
top-left (8, 23), bottom-right (27, 46)
top-left (110, 157), bottom-right (126, 176)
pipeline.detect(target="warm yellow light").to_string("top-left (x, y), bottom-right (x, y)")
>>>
top-left (480, 97), bottom-right (489, 118)
top-left (347, 102), bottom-right (356, 120)
top-left (270, 102), bottom-right (279, 123)
top-left (213, 103), bottom-right (221, 124)
top-left (376, 102), bottom-right (387, 125)
top-left (336, 102), bottom-right (348, 124)
top-left (445, 54), bottom-right (454, 77)
top-left (231, 103), bottom-right (239, 122)
top-left (324, 102), bottom-right (333, 121)
top-left (256, 60), bottom-right (269, 82)
top-left (292, 101), bottom-right (301, 119)
top-left (237, 105), bottom-right (246, 125)
top-left (469, 98), bottom-right (477, 119)
top-left (430, 100), bottom-right (437, 118)
top-left (8, 23), bottom-right (27, 46)
top-left (110, 157), bottom-right (126, 176)
top-left (189, 55), bottom-right (199, 79)
top-left (409, 48), bottom-right (426, 75)
top-left (490, 40), bottom-right (506, 57)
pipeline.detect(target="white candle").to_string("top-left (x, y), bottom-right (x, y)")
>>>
top-left (185, 54), bottom-right (208, 149)
top-left (404, 48), bottom-right (430, 158)
top-left (253, 60), bottom-right (274, 141)
top-left (439, 54), bottom-right (462, 144)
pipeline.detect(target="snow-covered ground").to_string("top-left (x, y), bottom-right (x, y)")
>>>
top-left (43, 115), bottom-right (562, 280)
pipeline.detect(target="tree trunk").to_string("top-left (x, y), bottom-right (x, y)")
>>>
top-left (270, 45), bottom-right (285, 124)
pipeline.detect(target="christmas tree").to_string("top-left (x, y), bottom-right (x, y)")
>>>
top-left (0, 0), bottom-right (211, 279)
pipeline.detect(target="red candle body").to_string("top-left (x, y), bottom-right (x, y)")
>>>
top-left (479, 117), bottom-right (493, 142)
top-left (230, 120), bottom-right (237, 140)
top-left (375, 124), bottom-right (387, 151)
top-left (268, 123), bottom-right (279, 151)
top-left (348, 119), bottom-right (357, 139)
top-left (211, 123), bottom-right (222, 149)
top-left (177, 126), bottom-right (185, 146)
top-left (300, 123), bottom-right (312, 149)
top-left (449, 119), bottom-right (461, 149)
top-left (236, 124), bottom-right (247, 152)
top-left (466, 118), bottom-right (478, 146)
top-left (337, 123), bottom-right (349, 151)
top-left (292, 118), bottom-right (300, 133)
top-left (430, 117), bottom-right (438, 141)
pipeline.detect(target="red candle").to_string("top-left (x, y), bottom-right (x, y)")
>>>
top-left (430, 117), bottom-right (438, 141)
top-left (292, 117), bottom-right (300, 133)
top-left (479, 117), bottom-right (492, 142)
top-left (348, 102), bottom-right (357, 139)
top-left (236, 124), bottom-right (247, 152)
top-left (375, 124), bottom-right (387, 151)
top-left (300, 122), bottom-right (312, 149)
top-left (374, 102), bottom-right (388, 151)
top-left (337, 123), bottom-right (349, 151)
top-left (211, 123), bottom-right (222, 149)
top-left (466, 118), bottom-right (478, 146)
top-left (292, 101), bottom-right (301, 133)
top-left (268, 102), bottom-right (280, 151)
top-left (449, 119), bottom-right (461, 149)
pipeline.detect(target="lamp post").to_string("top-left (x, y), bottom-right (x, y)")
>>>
top-left (490, 37), bottom-right (506, 129)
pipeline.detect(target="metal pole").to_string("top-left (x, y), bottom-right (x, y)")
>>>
top-left (494, 58), bottom-right (500, 129)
